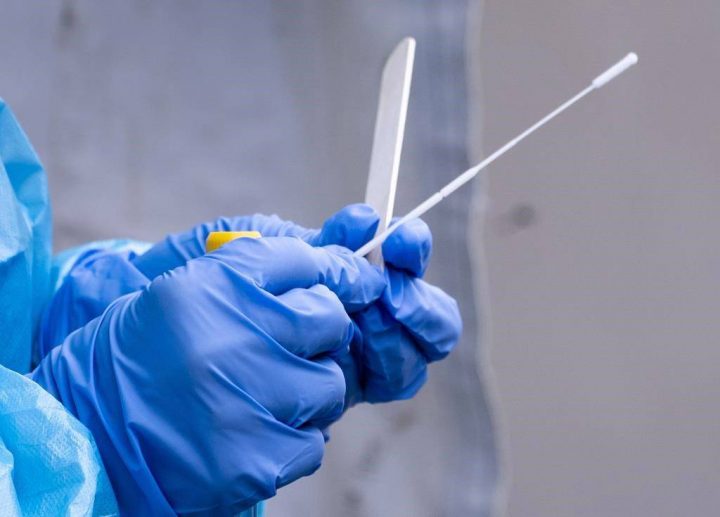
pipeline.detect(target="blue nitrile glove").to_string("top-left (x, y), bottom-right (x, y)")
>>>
top-left (130, 204), bottom-right (379, 280)
top-left (131, 203), bottom-right (461, 406)
top-left (332, 214), bottom-right (462, 405)
top-left (40, 204), bottom-right (460, 409)
top-left (31, 236), bottom-right (385, 515)
top-left (36, 206), bottom-right (377, 357)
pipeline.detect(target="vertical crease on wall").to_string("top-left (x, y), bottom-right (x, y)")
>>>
top-left (465, 1), bottom-right (510, 515)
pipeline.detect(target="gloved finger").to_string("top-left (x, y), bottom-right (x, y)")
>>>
top-left (245, 284), bottom-right (353, 358)
top-left (353, 304), bottom-right (428, 403)
top-left (271, 356), bottom-right (346, 429)
top-left (131, 214), bottom-right (318, 280)
top-left (308, 203), bottom-right (380, 250)
top-left (131, 204), bottom-right (379, 280)
top-left (210, 236), bottom-right (385, 312)
top-left (229, 213), bottom-right (319, 240)
top-left (237, 345), bottom-right (346, 429)
top-left (381, 217), bottom-right (432, 278)
top-left (140, 259), bottom-right (347, 429)
top-left (294, 357), bottom-right (347, 429)
top-left (166, 395), bottom-right (327, 509)
top-left (382, 268), bottom-right (462, 362)
top-left (275, 426), bottom-right (325, 490)
top-left (198, 205), bottom-right (380, 250)
top-left (333, 322), bottom-right (364, 410)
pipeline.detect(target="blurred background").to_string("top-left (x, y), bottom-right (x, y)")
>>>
top-left (2, 1), bottom-right (719, 516)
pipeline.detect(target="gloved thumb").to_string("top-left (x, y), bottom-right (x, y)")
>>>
top-left (310, 204), bottom-right (380, 251)
top-left (381, 217), bottom-right (432, 278)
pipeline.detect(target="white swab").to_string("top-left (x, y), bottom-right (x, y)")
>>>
top-left (355, 52), bottom-right (638, 258)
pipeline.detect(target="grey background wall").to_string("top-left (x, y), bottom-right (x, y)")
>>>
top-left (2, 1), bottom-right (719, 516)
top-left (478, 1), bottom-right (720, 516)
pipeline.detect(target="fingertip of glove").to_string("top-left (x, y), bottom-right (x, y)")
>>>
top-left (365, 365), bottom-right (428, 404)
top-left (317, 204), bottom-right (380, 250)
top-left (275, 428), bottom-right (325, 489)
top-left (341, 203), bottom-right (380, 223)
top-left (321, 428), bottom-right (331, 443)
top-left (382, 218), bottom-right (432, 277)
top-left (424, 297), bottom-right (462, 362)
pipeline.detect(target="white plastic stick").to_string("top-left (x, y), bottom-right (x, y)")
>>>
top-left (355, 52), bottom-right (638, 258)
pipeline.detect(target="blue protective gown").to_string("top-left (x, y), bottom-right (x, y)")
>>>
top-left (0, 99), bottom-right (266, 516)
top-left (0, 98), bottom-right (117, 514)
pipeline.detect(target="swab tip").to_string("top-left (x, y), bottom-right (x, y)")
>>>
top-left (592, 51), bottom-right (638, 88)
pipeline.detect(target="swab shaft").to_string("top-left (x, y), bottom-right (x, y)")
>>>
top-left (354, 84), bottom-right (594, 257)
top-left (354, 53), bottom-right (637, 258)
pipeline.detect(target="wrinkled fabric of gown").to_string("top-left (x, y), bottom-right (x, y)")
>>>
top-left (3, 1), bottom-right (500, 515)
top-left (0, 99), bottom-right (118, 515)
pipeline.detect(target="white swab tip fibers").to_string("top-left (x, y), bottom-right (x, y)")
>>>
top-left (592, 52), bottom-right (638, 88)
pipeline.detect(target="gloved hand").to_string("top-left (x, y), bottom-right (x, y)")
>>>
top-left (31, 237), bottom-right (385, 515)
top-left (130, 203), bottom-right (461, 406)
top-left (37, 205), bottom-right (379, 356)
top-left (41, 204), bottom-right (461, 409)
